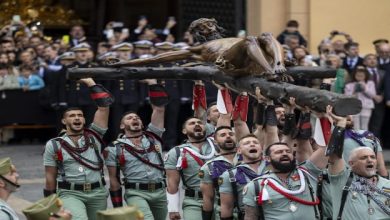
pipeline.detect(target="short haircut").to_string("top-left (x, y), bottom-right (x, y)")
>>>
top-left (287, 20), bottom-right (299, 28)
top-left (0, 63), bottom-right (8, 70)
top-left (120, 111), bottom-right (138, 121)
top-left (62, 107), bottom-right (83, 118)
top-left (19, 64), bottom-right (35, 72)
top-left (182, 116), bottom-right (202, 129)
top-left (265, 142), bottom-right (289, 156)
top-left (214, 126), bottom-right (233, 137)
top-left (363, 53), bottom-right (376, 60)
top-left (348, 146), bottom-right (375, 162)
top-left (344, 42), bottom-right (359, 50)
top-left (238, 133), bottom-right (259, 145)
top-left (207, 101), bottom-right (217, 115)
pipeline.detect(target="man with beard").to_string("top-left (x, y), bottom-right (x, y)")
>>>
top-left (342, 115), bottom-right (388, 178)
top-left (164, 116), bottom-right (217, 220)
top-left (327, 113), bottom-right (390, 219)
top-left (242, 117), bottom-right (335, 220)
top-left (218, 134), bottom-right (266, 220)
top-left (104, 79), bottom-right (168, 220)
top-left (0, 157), bottom-right (20, 220)
top-left (43, 78), bottom-right (114, 220)
top-left (199, 126), bottom-right (240, 220)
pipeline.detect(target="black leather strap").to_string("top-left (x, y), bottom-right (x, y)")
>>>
top-left (185, 189), bottom-right (203, 198)
top-left (124, 182), bottom-right (164, 191)
top-left (337, 172), bottom-right (354, 220)
top-left (58, 179), bottom-right (104, 191)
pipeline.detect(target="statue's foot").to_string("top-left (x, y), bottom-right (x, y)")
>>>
top-left (277, 73), bottom-right (294, 82)
top-left (274, 64), bottom-right (287, 74)
top-left (104, 58), bottom-right (122, 66)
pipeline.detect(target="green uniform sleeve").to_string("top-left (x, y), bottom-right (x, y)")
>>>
top-left (43, 140), bottom-right (56, 167)
top-left (200, 163), bottom-right (213, 184)
top-left (242, 181), bottom-right (258, 207)
top-left (328, 165), bottom-right (350, 186)
top-left (104, 145), bottom-right (117, 167)
top-left (206, 123), bottom-right (215, 136)
top-left (219, 170), bottom-right (233, 194)
top-left (0, 210), bottom-right (11, 220)
top-left (147, 123), bottom-right (165, 138)
top-left (303, 160), bottom-right (322, 178)
top-left (164, 147), bottom-right (179, 170)
top-left (89, 123), bottom-right (108, 137)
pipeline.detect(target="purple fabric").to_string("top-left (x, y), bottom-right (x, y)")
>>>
top-left (344, 129), bottom-right (370, 146)
top-left (211, 160), bottom-right (232, 180)
top-left (235, 166), bottom-right (259, 185)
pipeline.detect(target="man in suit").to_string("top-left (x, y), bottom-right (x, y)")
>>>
top-left (376, 42), bottom-right (390, 68)
top-left (365, 54), bottom-right (385, 139)
top-left (342, 42), bottom-right (364, 75)
top-left (69, 25), bottom-right (87, 47)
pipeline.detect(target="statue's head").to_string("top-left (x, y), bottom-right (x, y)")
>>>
top-left (188, 18), bottom-right (224, 43)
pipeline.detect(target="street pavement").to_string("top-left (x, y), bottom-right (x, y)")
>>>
top-left (1, 144), bottom-right (390, 219)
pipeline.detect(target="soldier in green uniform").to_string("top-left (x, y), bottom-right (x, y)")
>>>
top-left (165, 116), bottom-right (217, 220)
top-left (343, 115), bottom-right (388, 177)
top-left (219, 134), bottom-right (267, 220)
top-left (199, 126), bottom-right (239, 220)
top-left (199, 88), bottom-right (252, 220)
top-left (22, 194), bottom-right (72, 220)
top-left (327, 113), bottom-right (390, 220)
top-left (43, 78), bottom-right (114, 220)
top-left (105, 79), bottom-right (169, 220)
top-left (0, 157), bottom-right (20, 220)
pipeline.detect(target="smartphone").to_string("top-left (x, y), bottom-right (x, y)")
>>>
top-left (12, 15), bottom-right (21, 23)
top-left (62, 35), bottom-right (70, 45)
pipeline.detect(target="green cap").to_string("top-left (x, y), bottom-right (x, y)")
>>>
top-left (0, 157), bottom-right (12, 176)
top-left (97, 206), bottom-right (144, 220)
top-left (22, 194), bottom-right (63, 220)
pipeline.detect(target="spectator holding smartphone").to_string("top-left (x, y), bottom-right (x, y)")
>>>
top-left (344, 66), bottom-right (376, 130)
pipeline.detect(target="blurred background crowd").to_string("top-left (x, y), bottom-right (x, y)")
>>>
top-left (0, 1), bottom-right (390, 151)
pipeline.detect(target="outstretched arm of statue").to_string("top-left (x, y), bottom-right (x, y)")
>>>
top-left (108, 49), bottom-right (196, 67)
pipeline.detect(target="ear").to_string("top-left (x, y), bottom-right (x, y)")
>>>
top-left (61, 118), bottom-right (66, 126)
top-left (120, 123), bottom-right (125, 130)
top-left (182, 128), bottom-right (187, 135)
top-left (265, 156), bottom-right (271, 163)
top-left (348, 161), bottom-right (354, 167)
top-left (0, 179), bottom-right (5, 188)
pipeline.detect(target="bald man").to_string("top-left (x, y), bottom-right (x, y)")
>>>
top-left (328, 114), bottom-right (390, 220)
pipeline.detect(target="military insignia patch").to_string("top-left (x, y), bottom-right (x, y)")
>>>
top-left (163, 153), bottom-right (169, 162)
top-left (198, 170), bottom-right (204, 178)
top-left (291, 174), bottom-right (300, 181)
top-left (218, 177), bottom-right (223, 185)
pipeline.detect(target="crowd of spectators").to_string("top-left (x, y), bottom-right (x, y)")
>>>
top-left (0, 16), bottom-right (390, 148)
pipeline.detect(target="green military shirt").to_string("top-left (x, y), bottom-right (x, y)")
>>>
top-left (43, 123), bottom-right (107, 184)
top-left (243, 160), bottom-right (322, 220)
top-left (205, 123), bottom-right (215, 136)
top-left (0, 198), bottom-right (19, 220)
top-left (219, 162), bottom-right (268, 210)
top-left (329, 167), bottom-right (390, 220)
top-left (343, 130), bottom-right (382, 163)
top-left (105, 123), bottom-right (165, 184)
top-left (165, 138), bottom-right (216, 191)
top-left (318, 171), bottom-right (332, 219)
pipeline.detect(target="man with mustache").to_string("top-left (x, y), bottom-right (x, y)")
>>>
top-left (0, 157), bottom-right (20, 220)
top-left (342, 115), bottom-right (388, 178)
top-left (218, 134), bottom-right (266, 220)
top-left (43, 78), bottom-right (113, 220)
top-left (164, 116), bottom-right (217, 220)
top-left (104, 79), bottom-right (169, 220)
top-left (242, 107), bottom-right (338, 220)
top-left (327, 114), bottom-right (390, 220)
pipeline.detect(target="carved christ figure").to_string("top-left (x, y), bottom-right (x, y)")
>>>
top-left (108, 18), bottom-right (287, 80)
